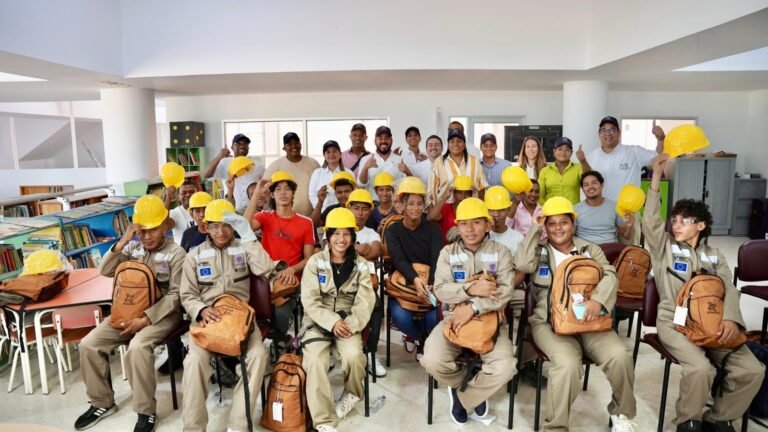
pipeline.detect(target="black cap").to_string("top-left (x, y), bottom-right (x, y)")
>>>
top-left (554, 137), bottom-right (573, 149)
top-left (405, 126), bottom-right (421, 137)
top-left (351, 123), bottom-right (367, 134)
top-left (232, 133), bottom-right (251, 145)
top-left (375, 126), bottom-right (392, 137)
top-left (599, 116), bottom-right (620, 129)
top-left (322, 140), bottom-right (341, 153)
top-left (283, 132), bottom-right (300, 145)
top-left (480, 133), bottom-right (497, 144)
top-left (447, 128), bottom-right (466, 142)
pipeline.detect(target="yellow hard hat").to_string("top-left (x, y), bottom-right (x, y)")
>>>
top-left (329, 171), bottom-right (357, 189)
top-left (21, 249), bottom-right (66, 276)
top-left (541, 196), bottom-right (578, 219)
top-left (324, 207), bottom-right (357, 231)
top-left (664, 125), bottom-right (710, 158)
top-left (160, 162), bottom-right (186, 188)
top-left (455, 197), bottom-right (492, 223)
top-left (228, 156), bottom-right (255, 177)
top-left (346, 189), bottom-right (374, 207)
top-left (616, 184), bottom-right (646, 217)
top-left (396, 176), bottom-right (427, 196)
top-left (204, 199), bottom-right (236, 223)
top-left (453, 175), bottom-right (473, 192)
top-left (501, 165), bottom-right (533, 194)
top-left (132, 195), bottom-right (169, 229)
top-left (484, 185), bottom-right (513, 210)
top-left (188, 191), bottom-right (213, 209)
top-left (269, 170), bottom-right (297, 190)
top-left (373, 172), bottom-right (395, 188)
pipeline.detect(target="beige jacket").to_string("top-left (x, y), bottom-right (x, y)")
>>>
top-left (180, 238), bottom-right (281, 324)
top-left (99, 238), bottom-right (186, 324)
top-left (433, 236), bottom-right (515, 316)
top-left (642, 188), bottom-right (744, 327)
top-left (514, 223), bottom-right (617, 327)
top-left (300, 250), bottom-right (376, 335)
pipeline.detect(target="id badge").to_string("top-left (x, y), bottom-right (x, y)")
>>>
top-left (232, 253), bottom-right (247, 273)
top-left (673, 306), bottom-right (688, 326)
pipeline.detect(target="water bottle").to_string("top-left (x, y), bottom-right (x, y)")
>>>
top-left (370, 395), bottom-right (387, 414)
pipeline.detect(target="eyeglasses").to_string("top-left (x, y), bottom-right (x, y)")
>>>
top-left (206, 222), bottom-right (233, 232)
top-left (669, 217), bottom-right (698, 226)
top-left (599, 127), bottom-right (618, 134)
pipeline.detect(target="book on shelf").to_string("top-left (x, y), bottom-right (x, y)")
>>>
top-left (189, 150), bottom-right (200, 165)
top-left (3, 205), bottom-right (31, 218)
top-left (0, 244), bottom-right (22, 275)
top-left (68, 249), bottom-right (102, 269)
top-left (113, 211), bottom-right (130, 237)
top-left (62, 224), bottom-right (96, 251)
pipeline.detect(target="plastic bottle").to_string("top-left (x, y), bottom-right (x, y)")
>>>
top-left (370, 395), bottom-right (387, 414)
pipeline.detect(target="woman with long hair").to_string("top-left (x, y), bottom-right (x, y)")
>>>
top-left (517, 135), bottom-right (547, 179)
top-left (309, 140), bottom-right (356, 214)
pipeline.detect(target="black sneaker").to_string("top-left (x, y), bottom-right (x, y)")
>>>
top-left (74, 404), bottom-right (117, 430)
top-left (677, 420), bottom-right (703, 432)
top-left (703, 420), bottom-right (735, 432)
top-left (473, 400), bottom-right (489, 418)
top-left (518, 361), bottom-right (547, 387)
top-left (448, 387), bottom-right (468, 425)
top-left (134, 414), bottom-right (157, 432)
top-left (209, 357), bottom-right (239, 388)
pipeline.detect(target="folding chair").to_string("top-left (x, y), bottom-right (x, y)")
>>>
top-left (51, 305), bottom-right (102, 394)
top-left (734, 240), bottom-right (768, 345)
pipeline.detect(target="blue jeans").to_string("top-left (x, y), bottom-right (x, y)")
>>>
top-left (389, 297), bottom-right (438, 341)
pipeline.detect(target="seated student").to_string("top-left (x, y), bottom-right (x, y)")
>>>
top-left (311, 171), bottom-right (356, 228)
top-left (574, 171), bottom-right (634, 244)
top-left (371, 171), bottom-right (398, 230)
top-left (421, 198), bottom-right (517, 425)
top-left (428, 175), bottom-right (474, 244)
top-left (484, 185), bottom-right (524, 255)
top-left (514, 196), bottom-right (637, 432)
top-left (300, 207), bottom-right (376, 432)
top-left (644, 154), bottom-right (765, 432)
top-left (164, 179), bottom-right (198, 245)
top-left (180, 191), bottom-right (213, 253)
top-left (75, 195), bottom-right (186, 432)
top-left (180, 199), bottom-right (282, 432)
top-left (244, 171), bottom-right (316, 343)
top-left (506, 179), bottom-right (545, 240)
top-left (384, 176), bottom-right (442, 359)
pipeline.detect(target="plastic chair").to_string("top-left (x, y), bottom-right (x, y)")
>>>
top-left (734, 240), bottom-right (768, 345)
top-left (2, 309), bottom-right (57, 393)
top-left (51, 305), bottom-right (102, 394)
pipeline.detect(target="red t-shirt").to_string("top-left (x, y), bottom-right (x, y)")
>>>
top-left (439, 203), bottom-right (457, 244)
top-left (254, 211), bottom-right (315, 266)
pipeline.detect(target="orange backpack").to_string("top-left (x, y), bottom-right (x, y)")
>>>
top-left (385, 263), bottom-right (433, 312)
top-left (109, 261), bottom-right (162, 329)
top-left (378, 213), bottom-right (404, 269)
top-left (550, 256), bottom-right (612, 335)
top-left (444, 272), bottom-right (503, 354)
top-left (674, 274), bottom-right (747, 349)
top-left (190, 294), bottom-right (255, 356)
top-left (261, 352), bottom-right (309, 432)
top-left (0, 271), bottom-right (69, 305)
top-left (613, 246), bottom-right (651, 299)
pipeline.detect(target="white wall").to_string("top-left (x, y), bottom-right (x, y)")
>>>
top-left (747, 90), bottom-right (768, 179)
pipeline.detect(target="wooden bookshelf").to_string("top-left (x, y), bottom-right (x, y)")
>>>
top-left (37, 190), bottom-right (109, 215)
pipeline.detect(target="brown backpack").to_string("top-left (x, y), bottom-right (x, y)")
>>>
top-left (674, 274), bottom-right (747, 350)
top-left (0, 271), bottom-right (69, 305)
top-left (550, 256), bottom-right (612, 335)
top-left (261, 352), bottom-right (309, 432)
top-left (109, 261), bottom-right (162, 329)
top-left (613, 246), bottom-right (651, 299)
top-left (272, 276), bottom-right (300, 308)
top-left (378, 213), bottom-right (404, 270)
top-left (444, 309), bottom-right (504, 355)
top-left (190, 294), bottom-right (255, 356)
top-left (386, 263), bottom-right (433, 312)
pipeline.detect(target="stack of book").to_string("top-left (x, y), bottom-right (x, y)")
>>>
top-left (68, 249), bottom-right (102, 269)
top-left (62, 224), bottom-right (95, 251)
top-left (22, 226), bottom-right (63, 257)
top-left (0, 244), bottom-right (22, 275)
top-left (113, 211), bottom-right (130, 237)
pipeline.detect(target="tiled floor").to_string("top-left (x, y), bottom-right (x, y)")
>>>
top-left (1, 236), bottom-right (766, 432)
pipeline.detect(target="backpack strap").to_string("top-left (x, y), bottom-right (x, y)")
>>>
top-left (711, 345), bottom-right (743, 398)
top-left (349, 151), bottom-right (370, 173)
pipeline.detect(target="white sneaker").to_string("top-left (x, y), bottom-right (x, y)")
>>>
top-left (610, 414), bottom-right (638, 432)
top-left (368, 357), bottom-right (387, 377)
top-left (316, 425), bottom-right (337, 432)
top-left (403, 335), bottom-right (416, 352)
top-left (335, 393), bottom-right (361, 419)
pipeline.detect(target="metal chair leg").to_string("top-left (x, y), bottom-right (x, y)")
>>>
top-left (507, 378), bottom-right (514, 429)
top-left (582, 364), bottom-right (590, 391)
top-left (364, 357), bottom-right (370, 418)
top-left (215, 360), bottom-right (223, 404)
top-left (742, 409), bottom-right (750, 432)
top-left (626, 313), bottom-right (634, 338)
top-left (168, 343), bottom-right (178, 410)
top-left (386, 302), bottom-right (391, 368)
top-left (534, 358), bottom-right (543, 432)
top-left (632, 313), bottom-right (642, 366)
top-left (427, 374), bottom-right (434, 424)
top-left (761, 307), bottom-right (767, 346)
top-left (261, 377), bottom-right (267, 411)
top-left (240, 355), bottom-right (253, 432)
top-left (658, 359), bottom-right (672, 432)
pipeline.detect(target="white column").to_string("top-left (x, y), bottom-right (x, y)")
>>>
top-left (101, 88), bottom-right (157, 192)
top-left (562, 80), bottom-right (608, 153)
top-left (747, 89), bottom-right (768, 179)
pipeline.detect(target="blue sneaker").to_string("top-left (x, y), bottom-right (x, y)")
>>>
top-left (448, 387), bottom-right (468, 425)
top-left (473, 400), bottom-right (489, 417)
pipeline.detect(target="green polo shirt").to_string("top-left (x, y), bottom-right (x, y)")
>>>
top-left (538, 161), bottom-right (582, 205)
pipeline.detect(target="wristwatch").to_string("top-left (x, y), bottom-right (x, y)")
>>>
top-left (469, 301), bottom-right (480, 316)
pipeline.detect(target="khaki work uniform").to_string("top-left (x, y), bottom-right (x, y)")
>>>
top-left (79, 238), bottom-right (186, 415)
top-left (643, 189), bottom-right (765, 425)
top-left (180, 238), bottom-right (280, 432)
top-left (514, 224), bottom-right (636, 431)
top-left (300, 251), bottom-right (376, 428)
top-left (421, 237), bottom-right (518, 411)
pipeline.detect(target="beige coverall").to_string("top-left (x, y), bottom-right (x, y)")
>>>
top-left (514, 224), bottom-right (636, 431)
top-left (79, 238), bottom-right (186, 415)
top-left (300, 251), bottom-right (375, 429)
top-left (643, 188), bottom-right (765, 425)
top-left (421, 237), bottom-right (518, 411)
top-left (180, 238), bottom-right (280, 432)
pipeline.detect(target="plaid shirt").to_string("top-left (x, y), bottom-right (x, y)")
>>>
top-left (480, 157), bottom-right (512, 187)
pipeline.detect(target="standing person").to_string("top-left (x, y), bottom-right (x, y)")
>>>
top-left (397, 126), bottom-right (427, 168)
top-left (479, 133), bottom-right (512, 187)
top-left (538, 137), bottom-right (590, 205)
top-left (506, 179), bottom-right (545, 239)
top-left (263, 132), bottom-right (321, 217)
top-left (204, 133), bottom-right (265, 213)
top-left (644, 154), bottom-right (764, 432)
top-left (358, 126), bottom-right (406, 196)
top-left (180, 199), bottom-right (281, 432)
top-left (574, 171), bottom-right (634, 244)
top-left (412, 135), bottom-right (443, 186)
top-left (427, 129), bottom-right (488, 208)
top-left (421, 198), bottom-right (517, 425)
top-left (341, 123), bottom-right (370, 177)
top-left (74, 195), bottom-right (186, 432)
top-left (164, 180), bottom-right (197, 245)
top-left (371, 172), bottom-right (397, 230)
top-left (447, 121), bottom-right (480, 158)
top-left (309, 140), bottom-right (356, 214)
top-left (514, 196), bottom-right (638, 432)
top-left (180, 191), bottom-right (213, 253)
top-left (584, 116), bottom-right (663, 202)
top-left (427, 175), bottom-right (474, 244)
top-left (517, 135), bottom-right (548, 180)
top-left (300, 208), bottom-right (376, 432)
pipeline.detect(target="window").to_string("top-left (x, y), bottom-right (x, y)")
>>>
top-left (450, 116), bottom-right (523, 159)
top-left (621, 118), bottom-right (697, 151)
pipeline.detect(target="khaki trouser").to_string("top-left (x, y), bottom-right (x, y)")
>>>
top-left (181, 328), bottom-right (268, 432)
top-left (657, 319), bottom-right (765, 425)
top-left (421, 321), bottom-right (517, 411)
top-left (79, 312), bottom-right (181, 415)
top-left (531, 323), bottom-right (636, 431)
top-left (302, 327), bottom-right (366, 428)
